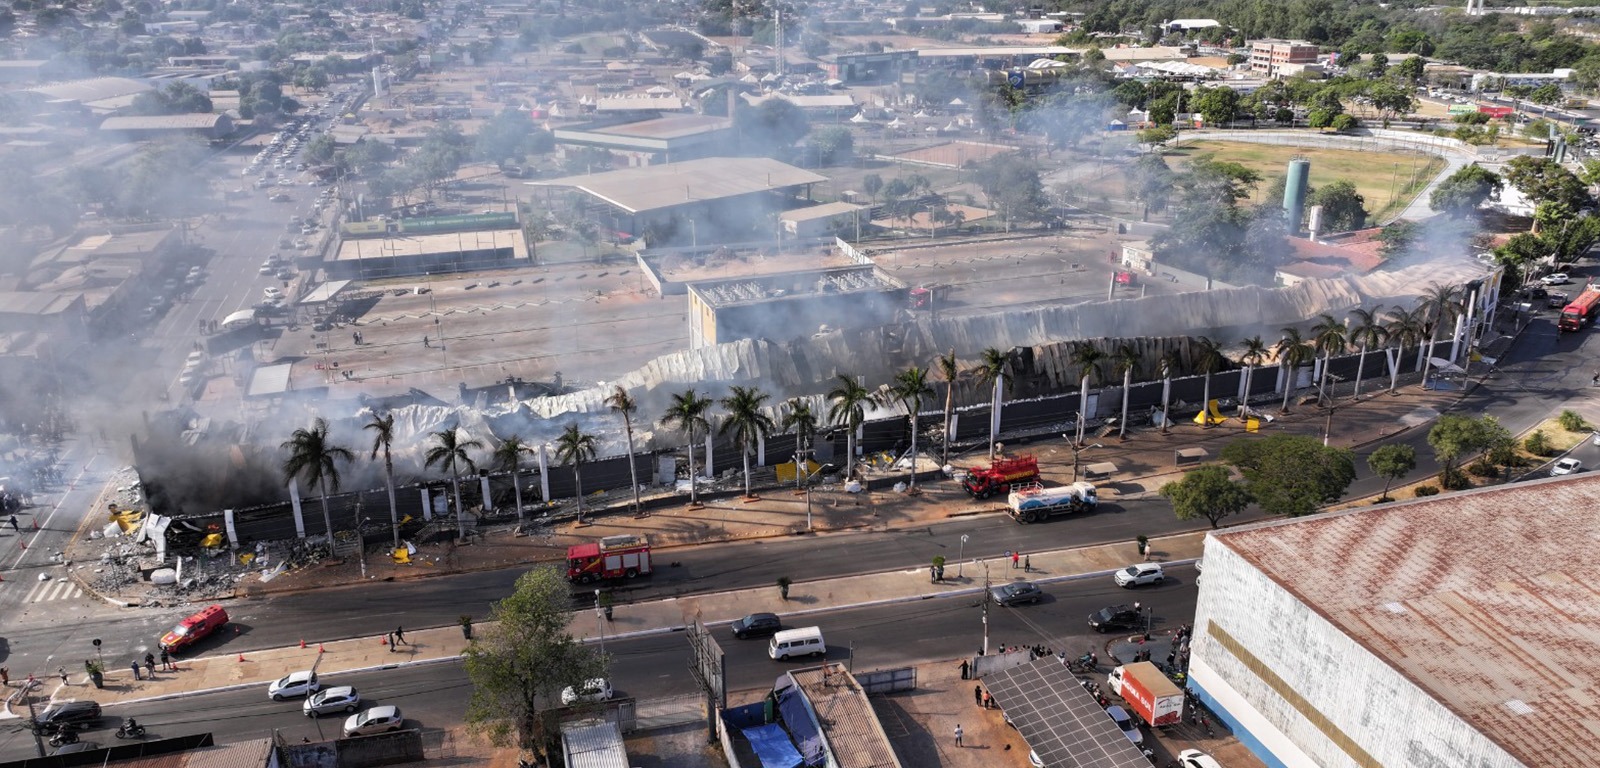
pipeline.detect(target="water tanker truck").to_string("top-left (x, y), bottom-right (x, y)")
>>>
top-left (1007, 481), bottom-right (1097, 523)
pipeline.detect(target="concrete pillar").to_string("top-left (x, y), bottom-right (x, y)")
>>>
top-left (479, 474), bottom-right (493, 512)
top-left (705, 434), bottom-right (715, 477)
top-left (288, 479), bottom-right (306, 538)
top-left (538, 444), bottom-right (551, 503)
top-left (420, 488), bottom-right (432, 521)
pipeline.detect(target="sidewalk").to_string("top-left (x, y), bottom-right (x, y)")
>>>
top-left (12, 531), bottom-right (1206, 713)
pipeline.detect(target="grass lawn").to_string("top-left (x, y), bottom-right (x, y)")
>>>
top-left (1163, 140), bottom-right (1445, 222)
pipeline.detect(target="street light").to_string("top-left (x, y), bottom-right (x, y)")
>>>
top-left (1065, 436), bottom-right (1104, 482)
top-left (594, 589), bottom-right (607, 656)
top-left (1322, 374), bottom-right (1345, 447)
top-left (980, 559), bottom-right (991, 656)
top-left (958, 534), bottom-right (969, 578)
top-left (801, 460), bottom-right (836, 532)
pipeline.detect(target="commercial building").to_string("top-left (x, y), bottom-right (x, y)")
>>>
top-left (99, 113), bottom-right (235, 140)
top-left (1190, 476), bottom-right (1600, 768)
top-left (686, 265), bottom-right (906, 349)
top-left (1249, 39), bottom-right (1320, 77)
top-left (327, 227), bottom-right (529, 279)
top-left (551, 114), bottom-right (734, 166)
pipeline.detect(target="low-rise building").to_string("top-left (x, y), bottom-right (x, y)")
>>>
top-left (1249, 39), bottom-right (1319, 77)
top-left (687, 265), bottom-right (906, 349)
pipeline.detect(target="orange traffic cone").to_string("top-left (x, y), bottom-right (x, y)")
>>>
top-left (237, 653), bottom-right (246, 663)
top-left (318, 644), bottom-right (325, 654)
top-left (380, 635), bottom-right (388, 646)
top-left (299, 639), bottom-right (307, 649)
top-left (30, 518), bottom-right (37, 531)
top-left (17, 539), bottom-right (24, 550)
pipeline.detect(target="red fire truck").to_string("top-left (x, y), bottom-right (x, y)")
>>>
top-left (567, 534), bottom-right (653, 583)
top-left (962, 455), bottom-right (1040, 498)
top-left (1559, 287), bottom-right (1600, 332)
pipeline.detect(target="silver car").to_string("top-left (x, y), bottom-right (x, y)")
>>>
top-left (303, 686), bottom-right (360, 717)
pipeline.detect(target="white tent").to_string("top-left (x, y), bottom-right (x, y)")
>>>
top-left (849, 112), bottom-right (869, 123)
top-left (948, 98), bottom-right (965, 106)
top-left (646, 85), bottom-right (673, 95)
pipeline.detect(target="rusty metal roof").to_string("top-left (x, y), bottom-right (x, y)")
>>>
top-left (1215, 475), bottom-right (1600, 766)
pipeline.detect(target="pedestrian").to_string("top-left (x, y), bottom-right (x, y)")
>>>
top-left (57, 666), bottom-right (66, 684)
top-left (387, 632), bottom-right (395, 652)
top-left (130, 661), bottom-right (141, 681)
top-left (394, 626), bottom-right (406, 646)
top-left (160, 649), bottom-right (171, 671)
top-left (974, 684), bottom-right (982, 706)
top-left (1023, 554), bottom-right (1031, 572)
top-left (983, 691), bottom-right (993, 709)
top-left (7, 514), bottom-right (17, 533)
top-left (1, 666), bottom-right (9, 686)
top-left (145, 658), bottom-right (155, 678)
top-left (954, 723), bottom-right (963, 747)
top-left (1012, 550), bottom-right (1020, 570)
top-left (423, 335), bottom-right (430, 348)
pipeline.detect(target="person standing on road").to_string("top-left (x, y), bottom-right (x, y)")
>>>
top-left (130, 661), bottom-right (141, 681)
top-left (57, 667), bottom-right (66, 684)
top-left (7, 515), bottom-right (17, 533)
top-left (973, 684), bottom-right (982, 706)
top-left (1012, 551), bottom-right (1021, 570)
top-left (160, 649), bottom-right (171, 671)
top-left (954, 723), bottom-right (963, 747)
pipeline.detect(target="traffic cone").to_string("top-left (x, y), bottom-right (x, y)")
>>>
top-left (237, 653), bottom-right (246, 663)
top-left (299, 639), bottom-right (306, 649)
top-left (30, 518), bottom-right (37, 531)
top-left (17, 539), bottom-right (24, 550)
top-left (318, 644), bottom-right (325, 654)
top-left (380, 635), bottom-right (387, 646)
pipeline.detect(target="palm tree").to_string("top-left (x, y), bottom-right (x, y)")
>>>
top-left (1274, 328), bottom-right (1315, 413)
top-left (604, 385), bottom-right (642, 516)
top-left (972, 347), bottom-right (1010, 460)
top-left (1112, 343), bottom-right (1141, 440)
top-left (553, 424), bottom-right (598, 524)
top-left (882, 366), bottom-right (934, 492)
top-left (362, 411), bottom-right (401, 550)
top-left (1418, 283), bottom-right (1464, 389)
top-left (281, 418), bottom-right (354, 545)
top-left (1383, 304), bottom-right (1426, 394)
top-left (1158, 349), bottom-right (1182, 434)
top-left (827, 375), bottom-right (872, 480)
top-left (719, 385), bottom-right (775, 498)
top-left (661, 389), bottom-right (714, 505)
top-left (781, 399), bottom-right (820, 490)
top-left (935, 350), bottom-right (960, 466)
top-left (1238, 335), bottom-right (1269, 417)
top-left (492, 434), bottom-right (533, 528)
top-left (1309, 313), bottom-right (1348, 405)
top-left (1347, 308), bottom-right (1388, 400)
top-left (1070, 342), bottom-right (1104, 444)
top-left (1191, 337), bottom-right (1227, 427)
top-left (424, 427), bottom-right (483, 539)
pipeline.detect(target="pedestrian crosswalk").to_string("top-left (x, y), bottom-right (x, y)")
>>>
top-left (21, 578), bottom-right (82, 603)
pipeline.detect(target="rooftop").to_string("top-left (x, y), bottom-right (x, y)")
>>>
top-left (788, 664), bottom-right (902, 768)
top-left (25, 76), bottom-right (152, 104)
top-left (780, 201), bottom-right (867, 223)
top-left (688, 265), bottom-right (902, 308)
top-left (100, 113), bottom-right (227, 130)
top-left (1214, 475), bottom-right (1600, 767)
top-left (331, 228), bottom-right (528, 263)
top-left (529, 157), bottom-right (826, 215)
top-left (0, 291), bottom-right (82, 316)
top-left (580, 114), bottom-right (732, 140)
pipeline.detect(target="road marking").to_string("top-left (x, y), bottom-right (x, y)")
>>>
top-left (22, 578), bottom-right (81, 603)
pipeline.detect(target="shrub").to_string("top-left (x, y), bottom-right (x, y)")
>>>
top-left (1558, 410), bottom-right (1588, 432)
top-left (1413, 485), bottom-right (1440, 497)
top-left (1468, 460), bottom-right (1498, 478)
top-left (1440, 465), bottom-right (1472, 490)
top-left (1524, 430), bottom-right (1554, 456)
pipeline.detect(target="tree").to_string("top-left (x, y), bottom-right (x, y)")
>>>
top-left (424, 428), bottom-right (483, 539)
top-left (806, 125), bottom-right (853, 166)
top-left (736, 98), bottom-right (809, 157)
top-left (474, 109), bottom-right (541, 165)
top-left (553, 424), bottom-right (599, 523)
top-left (1193, 85), bottom-right (1239, 127)
top-left (1220, 434), bottom-right (1356, 516)
top-left (1136, 124), bottom-right (1176, 149)
top-left (363, 411), bottom-right (402, 550)
top-left (828, 374), bottom-right (872, 481)
top-left (1502, 156), bottom-right (1592, 227)
top-left (935, 351), bottom-right (960, 466)
top-left (972, 153), bottom-right (1047, 230)
top-left (1391, 55), bottom-right (1426, 85)
top-left (281, 418), bottom-right (354, 545)
top-left (1329, 113), bottom-right (1358, 132)
top-left (493, 434), bottom-right (533, 527)
top-left (1130, 153), bottom-right (1174, 221)
top-left (1418, 282), bottom-right (1463, 389)
top-left (781, 399), bottom-right (820, 489)
top-left (1367, 443), bottom-right (1417, 501)
top-left (972, 347), bottom-right (1010, 460)
top-left (1429, 164), bottom-right (1501, 218)
top-left (463, 565), bottom-right (605, 755)
top-left (1160, 465), bottom-right (1252, 528)
top-left (1070, 343), bottom-right (1104, 443)
top-left (1274, 327), bottom-right (1315, 412)
top-left (1427, 413), bottom-right (1495, 487)
top-left (1347, 307), bottom-right (1388, 400)
top-left (1365, 80), bottom-right (1414, 124)
top-left (861, 173), bottom-right (884, 203)
top-left (719, 385), bottom-right (774, 498)
top-left (1530, 82), bottom-right (1564, 106)
top-left (882, 367), bottom-right (933, 491)
top-left (662, 390), bottom-right (714, 505)
top-left (600, 386), bottom-right (643, 517)
top-left (1309, 313), bottom-right (1348, 404)
top-left (1310, 180), bottom-right (1367, 233)
top-left (1238, 335), bottom-right (1269, 416)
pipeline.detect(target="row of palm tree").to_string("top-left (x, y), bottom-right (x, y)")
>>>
top-left (278, 286), bottom-right (1472, 539)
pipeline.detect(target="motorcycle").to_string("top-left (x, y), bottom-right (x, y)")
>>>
top-left (1066, 650), bottom-right (1098, 673)
top-left (115, 720), bottom-right (146, 739)
top-left (47, 726), bottom-right (79, 747)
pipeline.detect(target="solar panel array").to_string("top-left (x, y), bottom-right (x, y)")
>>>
top-left (983, 657), bottom-right (1153, 768)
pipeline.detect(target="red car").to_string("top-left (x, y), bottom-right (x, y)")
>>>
top-left (159, 604), bottom-right (228, 652)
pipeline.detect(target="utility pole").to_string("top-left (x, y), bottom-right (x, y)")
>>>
top-left (980, 560), bottom-right (991, 656)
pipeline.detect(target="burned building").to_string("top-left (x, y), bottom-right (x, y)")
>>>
top-left (686, 265), bottom-right (907, 349)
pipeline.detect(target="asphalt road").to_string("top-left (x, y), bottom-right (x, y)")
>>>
top-left (0, 567), bottom-right (1198, 761)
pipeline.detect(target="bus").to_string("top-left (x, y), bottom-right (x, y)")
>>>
top-left (1558, 287), bottom-right (1600, 332)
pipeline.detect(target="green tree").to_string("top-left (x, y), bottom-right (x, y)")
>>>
top-left (1070, 342), bottom-right (1105, 441)
top-left (1220, 434), bottom-right (1356, 516)
top-left (1190, 337), bottom-right (1226, 426)
top-left (1193, 85), bottom-right (1240, 126)
top-left (661, 390), bottom-right (714, 505)
top-left (935, 351), bottom-right (960, 466)
top-left (1429, 164), bottom-right (1501, 219)
top-left (805, 125), bottom-right (853, 166)
top-left (604, 386), bottom-right (642, 517)
top-left (1310, 313), bottom-right (1348, 404)
top-left (363, 411), bottom-right (402, 550)
top-left (463, 565), bottom-right (605, 755)
top-left (424, 428), bottom-right (483, 539)
top-left (972, 347), bottom-right (1010, 460)
top-left (1329, 113), bottom-right (1358, 132)
top-left (1159, 464), bottom-right (1251, 528)
top-left (1366, 81), bottom-right (1415, 123)
top-left (972, 153), bottom-right (1046, 230)
top-left (1310, 180), bottom-right (1367, 234)
top-left (1274, 327), bottom-right (1315, 413)
top-left (1130, 153), bottom-right (1174, 221)
top-left (1502, 156), bottom-right (1592, 224)
top-left (474, 109), bottom-right (540, 165)
top-left (1390, 55), bottom-right (1426, 85)
top-left (861, 173), bottom-right (884, 203)
top-left (1529, 82), bottom-right (1564, 106)
top-left (737, 98), bottom-right (810, 157)
top-left (553, 424), bottom-right (599, 523)
top-left (882, 366), bottom-right (934, 492)
top-left (1367, 443), bottom-right (1417, 501)
top-left (719, 385), bottom-right (775, 498)
top-left (1426, 413), bottom-right (1496, 486)
top-left (281, 417), bottom-right (354, 544)
top-left (493, 434), bottom-right (534, 527)
top-left (827, 374), bottom-right (872, 481)
top-left (780, 399), bottom-right (821, 489)
top-left (1136, 124), bottom-right (1175, 148)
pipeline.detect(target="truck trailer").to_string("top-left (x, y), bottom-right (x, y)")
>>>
top-left (963, 455), bottom-right (1040, 498)
top-left (1006, 481), bottom-right (1097, 523)
top-left (1107, 662), bottom-right (1184, 727)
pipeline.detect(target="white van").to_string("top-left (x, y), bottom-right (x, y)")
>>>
top-left (768, 626), bottom-right (825, 660)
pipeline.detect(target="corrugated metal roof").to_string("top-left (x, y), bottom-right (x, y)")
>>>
top-left (530, 158), bottom-right (826, 215)
top-left (247, 363), bottom-right (294, 397)
top-left (790, 664), bottom-right (903, 768)
top-left (561, 717), bottom-right (628, 768)
top-left (101, 114), bottom-right (226, 130)
top-left (1216, 475), bottom-right (1600, 767)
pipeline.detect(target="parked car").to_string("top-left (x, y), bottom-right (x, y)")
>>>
top-left (263, 287), bottom-right (283, 299)
top-left (269, 193), bottom-right (291, 203)
top-left (268, 671), bottom-right (320, 700)
top-left (1548, 292), bottom-right (1570, 308)
top-left (731, 612), bottom-right (782, 639)
top-left (52, 742), bottom-right (99, 755)
top-left (343, 706), bottom-right (404, 737)
top-left (560, 678), bottom-right (614, 705)
top-left (1541, 272), bottom-right (1571, 285)
top-left (259, 262), bottom-right (275, 275)
top-left (303, 686), bottom-right (361, 717)
top-left (1177, 749), bottom-right (1225, 768)
top-left (990, 581), bottom-right (1044, 607)
top-left (1105, 705), bottom-right (1142, 744)
top-left (1113, 563), bottom-right (1166, 588)
top-left (34, 701), bottom-right (102, 729)
top-left (1088, 604), bottom-right (1144, 633)
top-left (1553, 457), bottom-right (1583, 475)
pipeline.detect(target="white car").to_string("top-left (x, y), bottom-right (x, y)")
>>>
top-left (258, 262), bottom-right (275, 275)
top-left (263, 287), bottom-right (284, 299)
top-left (268, 670), bottom-right (320, 700)
top-left (1177, 750), bottom-right (1224, 768)
top-left (560, 678), bottom-right (614, 706)
top-left (1552, 458), bottom-right (1583, 475)
top-left (1541, 273), bottom-right (1571, 285)
top-left (1113, 563), bottom-right (1165, 588)
top-left (185, 350), bottom-right (205, 365)
top-left (303, 686), bottom-right (361, 717)
top-left (343, 705), bottom-right (404, 737)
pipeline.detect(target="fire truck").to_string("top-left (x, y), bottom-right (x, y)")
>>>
top-left (567, 534), bottom-right (653, 583)
top-left (962, 455), bottom-right (1041, 499)
top-left (1559, 287), bottom-right (1600, 332)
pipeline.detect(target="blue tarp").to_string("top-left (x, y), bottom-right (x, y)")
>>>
top-left (742, 724), bottom-right (803, 768)
top-left (777, 685), bottom-right (825, 765)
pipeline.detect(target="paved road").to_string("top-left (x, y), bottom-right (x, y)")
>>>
top-left (0, 568), bottom-right (1198, 761)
